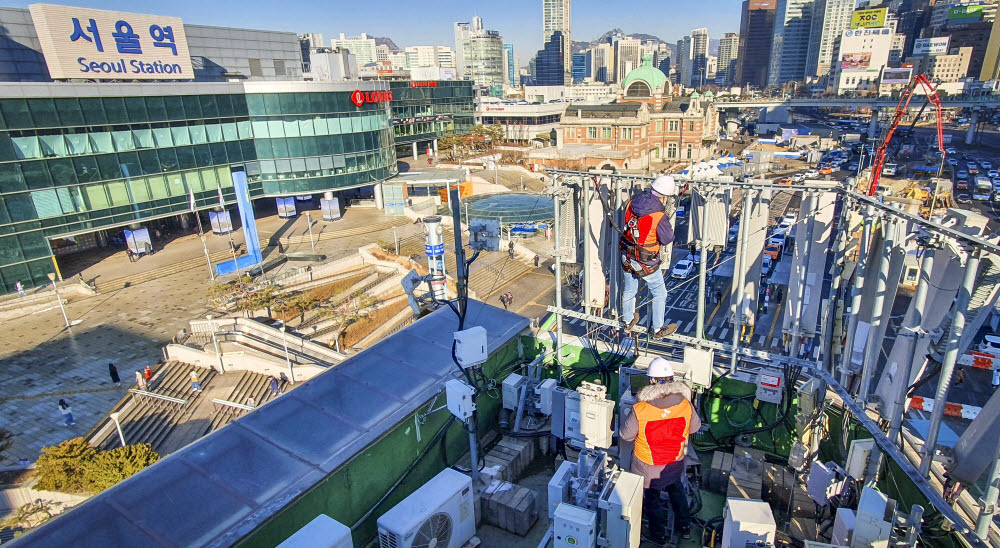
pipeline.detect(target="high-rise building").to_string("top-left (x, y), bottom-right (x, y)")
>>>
top-left (330, 33), bottom-right (377, 69)
top-left (892, 0), bottom-right (932, 62)
top-left (536, 31), bottom-right (566, 85)
top-left (504, 44), bottom-right (516, 86)
top-left (768, 0), bottom-right (817, 85)
top-left (805, 0), bottom-right (855, 79)
top-left (301, 33), bottom-right (324, 49)
top-left (615, 38), bottom-right (643, 83)
top-left (454, 16), bottom-right (506, 87)
top-left (403, 46), bottom-right (456, 68)
top-left (652, 43), bottom-right (671, 77)
top-left (690, 28), bottom-right (710, 88)
top-left (375, 44), bottom-right (391, 63)
top-left (543, 0), bottom-right (572, 77)
top-left (590, 42), bottom-right (614, 83)
top-left (717, 32), bottom-right (740, 85)
top-left (926, 0), bottom-right (997, 34)
top-left (982, 15), bottom-right (1000, 80)
top-left (737, 0), bottom-right (778, 87)
top-left (572, 53), bottom-right (587, 82)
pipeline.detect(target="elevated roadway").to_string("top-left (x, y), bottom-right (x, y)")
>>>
top-left (714, 96), bottom-right (1000, 109)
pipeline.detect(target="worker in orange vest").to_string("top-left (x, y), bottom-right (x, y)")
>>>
top-left (620, 358), bottom-right (701, 544)
top-left (619, 176), bottom-right (678, 337)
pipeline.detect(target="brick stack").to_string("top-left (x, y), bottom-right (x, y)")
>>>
top-left (482, 481), bottom-right (539, 536)
top-left (483, 437), bottom-right (537, 482)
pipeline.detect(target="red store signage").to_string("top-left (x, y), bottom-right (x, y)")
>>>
top-left (350, 89), bottom-right (394, 107)
top-left (410, 81), bottom-right (439, 88)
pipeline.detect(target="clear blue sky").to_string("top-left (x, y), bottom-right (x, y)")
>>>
top-left (9, 0), bottom-right (743, 64)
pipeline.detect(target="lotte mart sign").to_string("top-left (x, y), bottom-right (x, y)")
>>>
top-left (29, 4), bottom-right (193, 80)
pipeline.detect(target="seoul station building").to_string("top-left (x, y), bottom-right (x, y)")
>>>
top-left (0, 4), bottom-right (471, 293)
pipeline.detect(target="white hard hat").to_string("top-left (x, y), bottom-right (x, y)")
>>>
top-left (647, 357), bottom-right (675, 378)
top-left (651, 175), bottom-right (677, 197)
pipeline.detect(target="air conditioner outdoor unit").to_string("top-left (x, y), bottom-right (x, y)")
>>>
top-left (377, 468), bottom-right (476, 548)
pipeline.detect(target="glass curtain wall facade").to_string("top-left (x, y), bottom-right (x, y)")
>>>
top-left (387, 80), bottom-right (475, 149)
top-left (0, 81), bottom-right (395, 293)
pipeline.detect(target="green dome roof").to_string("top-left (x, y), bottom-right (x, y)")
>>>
top-left (704, 90), bottom-right (715, 98)
top-left (690, 91), bottom-right (702, 99)
top-left (621, 53), bottom-right (667, 96)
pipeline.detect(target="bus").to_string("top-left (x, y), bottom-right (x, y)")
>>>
top-left (973, 176), bottom-right (992, 201)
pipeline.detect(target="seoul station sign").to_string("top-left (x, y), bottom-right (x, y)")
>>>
top-left (29, 4), bottom-right (193, 80)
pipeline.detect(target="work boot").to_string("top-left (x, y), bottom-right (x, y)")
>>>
top-left (678, 527), bottom-right (692, 539)
top-left (624, 315), bottom-right (640, 331)
top-left (654, 324), bottom-right (678, 338)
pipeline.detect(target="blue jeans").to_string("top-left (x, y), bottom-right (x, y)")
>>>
top-left (63, 413), bottom-right (73, 425)
top-left (621, 260), bottom-right (667, 331)
top-left (191, 381), bottom-right (202, 391)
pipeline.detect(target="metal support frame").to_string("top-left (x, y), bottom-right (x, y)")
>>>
top-left (553, 176), bottom-right (564, 374)
top-left (921, 248), bottom-right (981, 475)
top-left (731, 190), bottom-right (752, 372)
top-left (789, 191), bottom-right (815, 360)
top-left (696, 188), bottom-right (710, 342)
top-left (824, 195), bottom-right (850, 373)
top-left (582, 175), bottom-right (591, 313)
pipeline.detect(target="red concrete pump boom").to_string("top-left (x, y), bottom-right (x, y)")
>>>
top-left (867, 74), bottom-right (945, 196)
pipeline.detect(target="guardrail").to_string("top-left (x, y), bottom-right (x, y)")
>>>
top-left (128, 389), bottom-right (187, 405)
top-left (211, 398), bottom-right (255, 411)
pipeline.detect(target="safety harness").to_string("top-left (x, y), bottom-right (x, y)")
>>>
top-left (619, 199), bottom-right (664, 277)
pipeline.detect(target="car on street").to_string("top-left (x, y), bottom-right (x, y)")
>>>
top-left (970, 166), bottom-right (980, 175)
top-left (773, 221), bottom-right (792, 237)
top-left (989, 169), bottom-right (999, 178)
top-left (946, 147), bottom-right (957, 155)
top-left (792, 173), bottom-right (805, 183)
top-left (819, 166), bottom-right (833, 175)
top-left (956, 192), bottom-right (970, 203)
top-left (848, 163), bottom-right (859, 171)
top-left (728, 223), bottom-right (740, 243)
top-left (764, 240), bottom-right (783, 260)
top-left (948, 158), bottom-right (959, 165)
top-left (992, 180), bottom-right (1000, 192)
top-left (804, 170), bottom-right (819, 178)
top-left (957, 170), bottom-right (968, 179)
top-left (777, 178), bottom-right (792, 186)
top-left (956, 180), bottom-right (969, 190)
top-left (977, 335), bottom-right (1000, 356)
top-left (983, 161), bottom-right (994, 170)
top-left (761, 255), bottom-right (774, 279)
top-left (671, 259), bottom-right (695, 279)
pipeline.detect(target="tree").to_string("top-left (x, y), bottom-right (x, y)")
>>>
top-left (83, 444), bottom-right (159, 491)
top-left (485, 124), bottom-right (505, 147)
top-left (34, 438), bottom-right (96, 493)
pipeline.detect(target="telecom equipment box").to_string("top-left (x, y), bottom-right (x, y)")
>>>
top-left (536, 378), bottom-right (558, 415)
top-left (755, 368), bottom-right (784, 404)
top-left (453, 326), bottom-right (488, 367)
top-left (722, 498), bottom-right (776, 548)
top-left (502, 373), bottom-right (527, 410)
top-left (553, 503), bottom-right (597, 548)
top-left (565, 382), bottom-right (615, 449)
top-left (444, 379), bottom-right (476, 420)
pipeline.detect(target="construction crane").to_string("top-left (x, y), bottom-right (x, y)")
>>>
top-left (867, 74), bottom-right (945, 196)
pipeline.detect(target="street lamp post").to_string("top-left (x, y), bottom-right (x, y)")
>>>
top-left (109, 412), bottom-right (126, 447)
top-left (280, 325), bottom-right (294, 384)
top-left (47, 272), bottom-right (70, 328)
top-left (306, 212), bottom-right (315, 253)
top-left (207, 315), bottom-right (225, 373)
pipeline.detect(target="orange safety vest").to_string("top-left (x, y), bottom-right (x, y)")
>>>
top-left (619, 200), bottom-right (665, 275)
top-left (632, 399), bottom-right (694, 466)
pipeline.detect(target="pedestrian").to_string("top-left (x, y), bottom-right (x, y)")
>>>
top-left (143, 364), bottom-right (153, 382)
top-left (269, 375), bottom-right (282, 396)
top-left (500, 294), bottom-right (509, 310)
top-left (714, 290), bottom-right (722, 304)
top-left (509, 240), bottom-right (515, 260)
top-left (189, 370), bottom-right (202, 392)
top-left (618, 176), bottom-right (679, 338)
top-left (955, 366), bottom-right (966, 386)
top-left (126, 248), bottom-right (135, 263)
top-left (135, 370), bottom-right (147, 391)
top-left (58, 399), bottom-right (74, 426)
top-left (504, 292), bottom-right (514, 309)
top-left (108, 362), bottom-right (120, 386)
top-left (993, 367), bottom-right (1000, 388)
top-left (15, 280), bottom-right (26, 296)
top-left (534, 255), bottom-right (540, 268)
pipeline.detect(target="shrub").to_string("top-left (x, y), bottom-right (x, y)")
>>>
top-left (34, 437), bottom-right (159, 494)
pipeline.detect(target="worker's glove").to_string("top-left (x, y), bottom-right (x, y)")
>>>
top-left (662, 196), bottom-right (676, 219)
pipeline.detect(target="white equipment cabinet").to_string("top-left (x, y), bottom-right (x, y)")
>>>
top-left (722, 498), bottom-right (776, 548)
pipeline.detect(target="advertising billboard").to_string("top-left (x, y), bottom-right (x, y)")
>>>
top-left (29, 4), bottom-right (193, 80)
top-left (913, 37), bottom-right (950, 55)
top-left (948, 4), bottom-right (985, 24)
top-left (851, 7), bottom-right (888, 28)
top-left (841, 52), bottom-right (872, 70)
top-left (881, 67), bottom-right (912, 84)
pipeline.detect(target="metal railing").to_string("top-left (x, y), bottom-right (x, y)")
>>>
top-left (128, 389), bottom-right (187, 405)
top-left (211, 398), bottom-right (255, 411)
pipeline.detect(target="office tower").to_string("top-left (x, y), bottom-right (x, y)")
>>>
top-left (689, 28), bottom-right (710, 87)
top-left (536, 31), bottom-right (566, 85)
top-left (404, 46), bottom-right (456, 68)
top-left (572, 53), bottom-right (587, 82)
top-left (454, 16), bottom-right (506, 87)
top-left (737, 0), bottom-right (778, 87)
top-left (675, 37), bottom-right (691, 85)
top-left (768, 0), bottom-right (817, 85)
top-left (543, 0), bottom-right (572, 76)
top-left (615, 38), bottom-right (643, 83)
top-left (375, 44), bottom-right (391, 63)
top-left (983, 15), bottom-right (1000, 80)
top-left (930, 3), bottom-right (997, 78)
top-left (330, 33), bottom-right (377, 69)
top-left (805, 0), bottom-right (855, 78)
top-left (717, 32), bottom-right (740, 85)
top-left (652, 43), bottom-right (671, 77)
top-left (301, 33), bottom-right (324, 49)
top-left (591, 42), bottom-right (613, 83)
top-left (504, 44), bottom-right (515, 86)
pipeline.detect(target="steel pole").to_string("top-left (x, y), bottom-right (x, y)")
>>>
top-left (609, 177), bottom-right (622, 317)
top-left (859, 214), bottom-right (892, 405)
top-left (921, 248), bottom-right (980, 476)
top-left (841, 206), bottom-right (873, 386)
top-left (306, 212), bottom-right (315, 253)
top-left (696, 189), bottom-right (709, 341)
top-left (194, 210), bottom-right (215, 281)
top-left (207, 315), bottom-right (225, 374)
top-left (789, 192), bottom-right (815, 359)
top-left (888, 244), bottom-right (935, 444)
top-left (110, 412), bottom-right (126, 447)
top-left (976, 444), bottom-right (1000, 538)
top-left (582, 176), bottom-right (591, 313)
top-left (823, 193), bottom-right (849, 372)
top-left (553, 177), bottom-right (564, 375)
top-left (730, 190), bottom-right (753, 372)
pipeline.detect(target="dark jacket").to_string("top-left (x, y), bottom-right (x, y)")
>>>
top-left (620, 381), bottom-right (701, 488)
top-left (628, 190), bottom-right (674, 264)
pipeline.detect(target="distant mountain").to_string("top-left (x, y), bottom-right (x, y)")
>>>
top-left (572, 28), bottom-right (673, 58)
top-left (373, 36), bottom-right (401, 52)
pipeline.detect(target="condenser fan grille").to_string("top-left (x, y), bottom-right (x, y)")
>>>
top-left (411, 512), bottom-right (453, 548)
